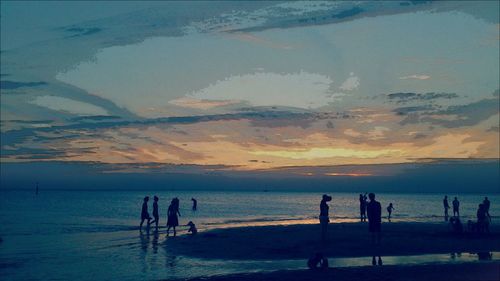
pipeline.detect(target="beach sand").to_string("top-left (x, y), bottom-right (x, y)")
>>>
top-left (167, 222), bottom-right (500, 260)
top-left (166, 222), bottom-right (500, 280)
top-left (185, 263), bottom-right (500, 281)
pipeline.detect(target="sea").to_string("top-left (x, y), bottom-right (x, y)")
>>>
top-left (0, 190), bottom-right (498, 281)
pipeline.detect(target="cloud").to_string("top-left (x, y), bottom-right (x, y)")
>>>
top-left (250, 147), bottom-right (401, 160)
top-left (393, 105), bottom-right (435, 115)
top-left (387, 92), bottom-right (458, 103)
top-left (186, 71), bottom-right (335, 109)
top-left (0, 80), bottom-right (47, 90)
top-left (339, 72), bottom-right (360, 91)
top-left (399, 74), bottom-right (431, 80)
top-left (30, 95), bottom-right (109, 116)
top-left (398, 92), bottom-right (499, 128)
top-left (227, 32), bottom-right (294, 50)
top-left (344, 128), bottom-right (362, 137)
top-left (64, 26), bottom-right (102, 38)
top-left (169, 97), bottom-right (241, 110)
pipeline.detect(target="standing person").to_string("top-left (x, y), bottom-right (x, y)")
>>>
top-left (477, 203), bottom-right (489, 233)
top-left (140, 196), bottom-right (152, 232)
top-left (367, 193), bottom-right (382, 266)
top-left (319, 194), bottom-right (332, 242)
top-left (483, 197), bottom-right (491, 221)
top-left (150, 196), bottom-right (160, 231)
top-left (191, 197), bottom-right (197, 211)
top-left (166, 198), bottom-right (181, 237)
top-left (359, 194), bottom-right (367, 222)
top-left (453, 197), bottom-right (460, 217)
top-left (443, 196), bottom-right (450, 221)
top-left (387, 203), bottom-right (395, 222)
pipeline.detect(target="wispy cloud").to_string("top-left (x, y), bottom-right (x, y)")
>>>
top-left (185, 71), bottom-right (335, 109)
top-left (399, 74), bottom-right (431, 80)
top-left (387, 92), bottom-right (459, 104)
top-left (339, 72), bottom-right (360, 91)
top-left (30, 95), bottom-right (109, 116)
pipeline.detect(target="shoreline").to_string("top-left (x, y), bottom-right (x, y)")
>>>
top-left (165, 221), bottom-right (500, 280)
top-left (166, 222), bottom-right (500, 260)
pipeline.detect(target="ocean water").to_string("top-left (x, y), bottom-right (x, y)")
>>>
top-left (0, 190), bottom-right (498, 280)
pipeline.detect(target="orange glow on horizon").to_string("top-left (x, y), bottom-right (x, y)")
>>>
top-left (324, 172), bottom-right (373, 177)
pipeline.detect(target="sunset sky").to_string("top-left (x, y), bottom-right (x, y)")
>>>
top-left (1, 1), bottom-right (499, 183)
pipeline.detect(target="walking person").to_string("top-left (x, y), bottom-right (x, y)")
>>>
top-left (443, 196), bottom-right (450, 221)
top-left (367, 193), bottom-right (382, 266)
top-left (319, 194), bottom-right (332, 242)
top-left (387, 203), bottom-right (395, 222)
top-left (166, 198), bottom-right (181, 237)
top-left (150, 196), bottom-right (160, 231)
top-left (483, 197), bottom-right (491, 221)
top-left (191, 197), bottom-right (197, 211)
top-left (140, 196), bottom-right (152, 232)
top-left (453, 197), bottom-right (460, 217)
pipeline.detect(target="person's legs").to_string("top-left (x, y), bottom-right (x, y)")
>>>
top-left (373, 229), bottom-right (382, 265)
top-left (173, 226), bottom-right (176, 237)
top-left (140, 218), bottom-right (146, 231)
top-left (320, 220), bottom-right (328, 242)
top-left (371, 232), bottom-right (377, 265)
top-left (166, 226), bottom-right (171, 236)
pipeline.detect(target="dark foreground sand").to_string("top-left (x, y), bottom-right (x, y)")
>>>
top-left (166, 222), bottom-right (500, 260)
top-left (185, 263), bottom-right (500, 281)
top-left (167, 222), bottom-right (500, 281)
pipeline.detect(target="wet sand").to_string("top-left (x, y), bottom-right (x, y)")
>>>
top-left (184, 262), bottom-right (500, 281)
top-left (166, 222), bottom-right (500, 260)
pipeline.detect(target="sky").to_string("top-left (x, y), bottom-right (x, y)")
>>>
top-left (0, 1), bottom-right (499, 190)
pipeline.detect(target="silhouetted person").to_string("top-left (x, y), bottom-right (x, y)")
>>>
top-left (167, 198), bottom-right (181, 236)
top-left (319, 194), bottom-right (332, 242)
top-left (367, 193), bottom-right (382, 266)
top-left (140, 196), bottom-right (152, 231)
top-left (477, 203), bottom-right (489, 233)
top-left (191, 198), bottom-right (197, 211)
top-left (187, 221), bottom-right (197, 235)
top-left (359, 193), bottom-right (367, 222)
top-left (483, 197), bottom-right (491, 221)
top-left (477, 252), bottom-right (492, 260)
top-left (387, 203), bottom-right (394, 222)
top-left (307, 252), bottom-right (328, 269)
top-left (149, 196), bottom-right (160, 231)
top-left (453, 197), bottom-right (460, 217)
top-left (449, 217), bottom-right (463, 234)
top-left (443, 196), bottom-right (450, 221)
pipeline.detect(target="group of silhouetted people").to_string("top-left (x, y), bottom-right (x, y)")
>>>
top-left (443, 196), bottom-right (461, 220)
top-left (318, 193), bottom-right (496, 267)
top-left (474, 197), bottom-right (491, 233)
top-left (360, 193), bottom-right (394, 222)
top-left (320, 193), bottom-right (383, 265)
top-left (442, 196), bottom-right (491, 234)
top-left (139, 196), bottom-right (198, 236)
